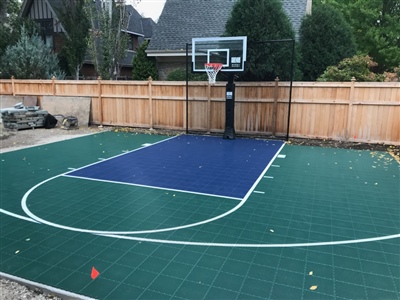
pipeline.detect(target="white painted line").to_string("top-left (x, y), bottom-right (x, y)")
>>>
top-left (142, 143), bottom-right (153, 147)
top-left (67, 168), bottom-right (76, 170)
top-left (0, 209), bottom-right (39, 223)
top-left (253, 191), bottom-right (265, 194)
top-left (100, 232), bottom-right (400, 248)
top-left (0, 272), bottom-right (95, 300)
top-left (263, 176), bottom-right (274, 179)
top-left (271, 165), bottom-right (280, 167)
top-left (277, 154), bottom-right (286, 158)
top-left (98, 158), bottom-right (105, 160)
top-left (62, 174), bottom-right (242, 201)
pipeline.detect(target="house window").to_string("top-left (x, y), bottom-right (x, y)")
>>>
top-left (37, 19), bottom-right (54, 47)
top-left (128, 35), bottom-right (139, 51)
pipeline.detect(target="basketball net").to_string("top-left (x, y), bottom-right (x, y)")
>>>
top-left (205, 63), bottom-right (223, 84)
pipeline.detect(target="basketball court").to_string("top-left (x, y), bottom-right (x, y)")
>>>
top-left (1, 131), bottom-right (399, 299)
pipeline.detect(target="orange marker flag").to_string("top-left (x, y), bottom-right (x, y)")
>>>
top-left (91, 267), bottom-right (100, 280)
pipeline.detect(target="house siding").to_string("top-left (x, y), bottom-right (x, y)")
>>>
top-left (28, 0), bottom-right (63, 32)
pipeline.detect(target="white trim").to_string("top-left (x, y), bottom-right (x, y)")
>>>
top-left (121, 29), bottom-right (144, 37)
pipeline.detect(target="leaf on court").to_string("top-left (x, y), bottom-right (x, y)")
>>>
top-left (310, 285), bottom-right (318, 290)
top-left (270, 229), bottom-right (274, 233)
top-left (15, 250), bottom-right (20, 254)
top-left (309, 271), bottom-right (313, 276)
top-left (25, 238), bottom-right (30, 241)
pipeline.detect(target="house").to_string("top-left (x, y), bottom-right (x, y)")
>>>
top-left (147, 0), bottom-right (312, 80)
top-left (19, 0), bottom-right (156, 79)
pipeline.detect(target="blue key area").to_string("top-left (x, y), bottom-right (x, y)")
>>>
top-left (67, 135), bottom-right (284, 199)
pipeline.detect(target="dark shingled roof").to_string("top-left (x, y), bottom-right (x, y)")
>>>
top-left (141, 18), bottom-right (157, 39)
top-left (148, 0), bottom-right (307, 52)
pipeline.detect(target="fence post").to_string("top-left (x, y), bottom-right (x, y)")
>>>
top-left (148, 76), bottom-right (153, 129)
top-left (11, 76), bottom-right (15, 96)
top-left (52, 76), bottom-right (56, 95)
top-left (345, 77), bottom-right (356, 140)
top-left (272, 77), bottom-right (279, 135)
top-left (98, 76), bottom-right (103, 125)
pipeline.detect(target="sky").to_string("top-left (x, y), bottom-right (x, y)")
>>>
top-left (126, 0), bottom-right (166, 21)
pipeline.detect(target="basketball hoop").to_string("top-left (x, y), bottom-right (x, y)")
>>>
top-left (205, 63), bottom-right (223, 84)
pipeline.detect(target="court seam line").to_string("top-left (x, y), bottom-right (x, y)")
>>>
top-left (0, 272), bottom-right (95, 300)
top-left (0, 209), bottom-right (39, 223)
top-left (61, 174), bottom-right (242, 201)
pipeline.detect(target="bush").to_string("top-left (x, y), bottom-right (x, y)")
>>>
top-left (317, 55), bottom-right (385, 82)
top-left (0, 26), bottom-right (64, 79)
top-left (299, 4), bottom-right (356, 81)
top-left (132, 40), bottom-right (158, 80)
top-left (166, 68), bottom-right (208, 81)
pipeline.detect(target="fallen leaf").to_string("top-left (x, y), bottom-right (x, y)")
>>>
top-left (309, 271), bottom-right (313, 276)
top-left (310, 285), bottom-right (318, 290)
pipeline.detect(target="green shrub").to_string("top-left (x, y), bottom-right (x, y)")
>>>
top-left (318, 55), bottom-right (385, 82)
top-left (0, 26), bottom-right (64, 79)
top-left (132, 40), bottom-right (158, 80)
top-left (166, 68), bottom-right (208, 81)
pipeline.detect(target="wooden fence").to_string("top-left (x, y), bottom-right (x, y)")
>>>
top-left (1, 77), bottom-right (399, 144)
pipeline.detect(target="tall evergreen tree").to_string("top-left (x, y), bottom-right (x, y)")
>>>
top-left (57, 0), bottom-right (90, 79)
top-left (299, 4), bottom-right (356, 81)
top-left (0, 26), bottom-right (63, 79)
top-left (132, 40), bottom-right (158, 80)
top-left (225, 0), bottom-right (296, 81)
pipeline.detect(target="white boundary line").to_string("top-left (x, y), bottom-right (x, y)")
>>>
top-left (0, 272), bottom-right (95, 300)
top-left (20, 142), bottom-right (286, 236)
top-left (0, 209), bottom-right (39, 223)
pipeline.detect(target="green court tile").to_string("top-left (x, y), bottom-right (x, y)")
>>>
top-left (57, 254), bottom-right (92, 271)
top-left (139, 289), bottom-right (171, 299)
top-left (138, 256), bottom-right (170, 273)
top-left (163, 261), bottom-right (193, 280)
top-left (213, 271), bottom-right (245, 291)
top-left (173, 280), bottom-right (210, 299)
top-left (274, 269), bottom-right (305, 288)
top-left (149, 274), bottom-right (183, 296)
top-left (269, 283), bottom-right (303, 299)
top-left (278, 257), bottom-right (306, 274)
top-left (124, 268), bottom-right (156, 289)
top-left (305, 262), bottom-right (333, 279)
top-left (366, 287), bottom-right (400, 299)
top-left (228, 248), bottom-right (257, 263)
top-left (252, 253), bottom-right (281, 268)
top-left (151, 245), bottom-right (179, 261)
top-left (56, 238), bottom-right (86, 253)
top-left (130, 242), bottom-right (159, 255)
top-left (205, 286), bottom-right (239, 299)
top-left (80, 277), bottom-right (120, 299)
top-left (335, 281), bottom-right (367, 299)
top-left (247, 264), bottom-right (276, 282)
top-left (95, 247), bottom-right (127, 263)
top-left (101, 264), bottom-right (134, 282)
top-left (220, 259), bottom-right (250, 276)
top-left (358, 249), bottom-right (388, 263)
top-left (361, 260), bottom-right (392, 276)
top-left (335, 267), bottom-right (366, 285)
top-left (15, 245), bottom-right (50, 261)
top-left (204, 246), bottom-right (233, 258)
top-left (106, 283), bottom-right (145, 300)
top-left (34, 266), bottom-right (71, 286)
top-left (1, 255), bottom-right (32, 273)
top-left (36, 249), bottom-right (71, 265)
top-left (173, 249), bottom-right (203, 265)
top-left (363, 272), bottom-right (398, 291)
top-left (186, 266), bottom-right (218, 285)
top-left (240, 277), bottom-right (273, 298)
top-left (307, 251), bottom-right (333, 265)
top-left (13, 261), bottom-right (52, 279)
top-left (196, 254), bottom-right (227, 271)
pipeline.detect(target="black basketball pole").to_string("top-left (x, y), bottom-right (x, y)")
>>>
top-left (285, 39), bottom-right (295, 141)
top-left (223, 73), bottom-right (236, 139)
top-left (185, 43), bottom-right (189, 134)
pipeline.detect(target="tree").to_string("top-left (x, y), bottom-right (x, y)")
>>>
top-left (0, 26), bottom-right (64, 79)
top-left (314, 0), bottom-right (400, 72)
top-left (299, 4), bottom-right (356, 81)
top-left (225, 0), bottom-right (297, 81)
top-left (57, 0), bottom-right (90, 80)
top-left (318, 55), bottom-right (385, 82)
top-left (86, 0), bottom-right (129, 80)
top-left (132, 40), bottom-right (158, 80)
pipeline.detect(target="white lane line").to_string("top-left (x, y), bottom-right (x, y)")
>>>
top-left (142, 143), bottom-right (153, 147)
top-left (271, 165), bottom-right (280, 167)
top-left (253, 191), bottom-right (265, 194)
top-left (0, 209), bottom-right (39, 223)
top-left (67, 168), bottom-right (76, 170)
top-left (99, 233), bottom-right (400, 248)
top-left (0, 272), bottom-right (96, 300)
top-left (263, 176), bottom-right (274, 179)
top-left (277, 154), bottom-right (286, 158)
